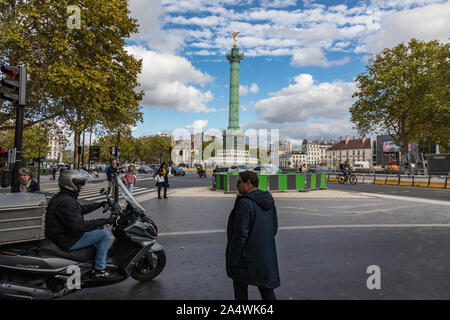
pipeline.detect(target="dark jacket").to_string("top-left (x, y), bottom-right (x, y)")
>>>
top-left (106, 165), bottom-right (119, 182)
top-left (45, 189), bottom-right (110, 250)
top-left (226, 189), bottom-right (280, 289)
top-left (11, 180), bottom-right (40, 193)
top-left (155, 167), bottom-right (169, 188)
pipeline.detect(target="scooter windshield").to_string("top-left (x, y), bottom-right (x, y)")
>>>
top-left (117, 177), bottom-right (146, 212)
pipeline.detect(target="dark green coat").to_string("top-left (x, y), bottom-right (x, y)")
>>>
top-left (226, 189), bottom-right (280, 289)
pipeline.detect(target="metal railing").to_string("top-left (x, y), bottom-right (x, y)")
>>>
top-left (326, 172), bottom-right (449, 189)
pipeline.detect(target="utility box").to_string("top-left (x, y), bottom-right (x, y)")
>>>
top-left (425, 153), bottom-right (450, 175)
top-left (0, 192), bottom-right (47, 245)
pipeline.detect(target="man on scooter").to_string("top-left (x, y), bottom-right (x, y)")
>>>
top-left (45, 170), bottom-right (115, 279)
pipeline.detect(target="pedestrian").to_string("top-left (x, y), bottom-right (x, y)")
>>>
top-left (11, 167), bottom-right (40, 193)
top-left (153, 162), bottom-right (169, 199)
top-left (52, 167), bottom-right (57, 180)
top-left (122, 164), bottom-right (137, 194)
top-left (226, 171), bottom-right (280, 300)
top-left (106, 159), bottom-right (119, 195)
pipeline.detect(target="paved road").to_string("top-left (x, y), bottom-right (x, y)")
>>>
top-left (61, 174), bottom-right (450, 300)
top-left (327, 181), bottom-right (450, 202)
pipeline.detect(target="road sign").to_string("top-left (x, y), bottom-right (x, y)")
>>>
top-left (7, 148), bottom-right (16, 164)
top-left (89, 146), bottom-right (101, 162)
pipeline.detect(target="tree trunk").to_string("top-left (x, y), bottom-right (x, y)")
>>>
top-left (73, 131), bottom-right (80, 170)
top-left (400, 133), bottom-right (408, 175)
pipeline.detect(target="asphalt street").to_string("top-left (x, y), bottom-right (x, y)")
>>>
top-left (57, 173), bottom-right (450, 300)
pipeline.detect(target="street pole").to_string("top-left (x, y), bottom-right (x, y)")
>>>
top-left (116, 131), bottom-right (120, 163)
top-left (114, 130), bottom-right (120, 204)
top-left (89, 121), bottom-right (93, 171)
top-left (11, 103), bottom-right (24, 188)
top-left (81, 130), bottom-right (85, 169)
top-left (37, 146), bottom-right (41, 184)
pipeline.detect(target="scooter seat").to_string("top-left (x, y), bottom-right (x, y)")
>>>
top-left (38, 239), bottom-right (96, 262)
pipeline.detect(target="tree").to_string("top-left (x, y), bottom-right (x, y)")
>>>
top-left (350, 39), bottom-right (450, 170)
top-left (142, 136), bottom-right (172, 164)
top-left (0, 1), bottom-right (144, 168)
top-left (96, 132), bottom-right (144, 164)
top-left (2, 123), bottom-right (67, 163)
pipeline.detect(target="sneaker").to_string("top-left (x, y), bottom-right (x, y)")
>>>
top-left (91, 269), bottom-right (111, 279)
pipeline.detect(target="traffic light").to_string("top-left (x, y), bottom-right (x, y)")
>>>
top-left (0, 65), bottom-right (27, 106)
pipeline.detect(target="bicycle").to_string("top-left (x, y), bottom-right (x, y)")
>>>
top-left (337, 172), bottom-right (357, 185)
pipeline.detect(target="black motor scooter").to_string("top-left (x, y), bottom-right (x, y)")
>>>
top-left (0, 176), bottom-right (166, 300)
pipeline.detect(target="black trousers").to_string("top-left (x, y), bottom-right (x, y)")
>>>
top-left (233, 280), bottom-right (277, 300)
top-left (158, 186), bottom-right (167, 198)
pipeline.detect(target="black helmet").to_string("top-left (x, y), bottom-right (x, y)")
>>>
top-left (58, 170), bottom-right (92, 192)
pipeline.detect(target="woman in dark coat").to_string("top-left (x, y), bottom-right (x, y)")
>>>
top-left (226, 171), bottom-right (280, 300)
top-left (154, 163), bottom-right (169, 199)
top-left (11, 167), bottom-right (40, 193)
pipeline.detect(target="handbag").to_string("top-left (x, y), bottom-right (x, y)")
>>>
top-left (155, 174), bottom-right (165, 183)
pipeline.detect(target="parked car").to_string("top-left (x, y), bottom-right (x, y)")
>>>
top-left (138, 165), bottom-right (153, 174)
top-left (149, 164), bottom-right (160, 172)
top-left (255, 164), bottom-right (282, 175)
top-left (228, 165), bottom-right (250, 174)
top-left (170, 166), bottom-right (185, 176)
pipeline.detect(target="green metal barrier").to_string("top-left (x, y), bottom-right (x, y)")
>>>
top-left (212, 172), bottom-right (326, 192)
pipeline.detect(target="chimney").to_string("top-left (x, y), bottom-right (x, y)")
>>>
top-left (339, 136), bottom-right (343, 142)
top-left (345, 135), bottom-right (350, 144)
top-left (362, 137), bottom-right (366, 143)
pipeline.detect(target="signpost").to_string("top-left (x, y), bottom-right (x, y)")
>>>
top-left (7, 148), bottom-right (16, 164)
top-left (89, 146), bottom-right (100, 162)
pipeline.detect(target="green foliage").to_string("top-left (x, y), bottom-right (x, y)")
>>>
top-left (350, 39), bottom-right (449, 154)
top-left (0, 0), bottom-right (144, 167)
top-left (94, 133), bottom-right (172, 165)
top-left (1, 124), bottom-right (67, 162)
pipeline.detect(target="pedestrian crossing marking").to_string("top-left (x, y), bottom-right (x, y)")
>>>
top-left (42, 183), bottom-right (156, 201)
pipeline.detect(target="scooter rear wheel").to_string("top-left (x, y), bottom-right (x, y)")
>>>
top-left (131, 250), bottom-right (166, 282)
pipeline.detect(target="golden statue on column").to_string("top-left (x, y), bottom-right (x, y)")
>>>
top-left (232, 32), bottom-right (240, 47)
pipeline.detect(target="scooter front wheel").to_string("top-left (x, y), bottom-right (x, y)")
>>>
top-left (131, 249), bottom-right (166, 282)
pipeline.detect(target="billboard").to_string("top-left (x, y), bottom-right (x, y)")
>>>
top-left (382, 141), bottom-right (412, 153)
top-left (382, 141), bottom-right (400, 153)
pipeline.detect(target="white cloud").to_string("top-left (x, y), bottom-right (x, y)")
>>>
top-left (126, 46), bottom-right (216, 113)
top-left (129, 0), bottom-right (186, 53)
top-left (365, 2), bottom-right (450, 53)
top-left (254, 74), bottom-right (355, 123)
top-left (239, 83), bottom-right (259, 96)
top-left (260, 0), bottom-right (297, 8)
top-left (185, 119), bottom-right (209, 129)
top-left (291, 47), bottom-right (351, 68)
top-left (242, 118), bottom-right (358, 140)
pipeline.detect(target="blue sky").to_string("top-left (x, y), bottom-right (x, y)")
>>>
top-left (126, 0), bottom-right (449, 142)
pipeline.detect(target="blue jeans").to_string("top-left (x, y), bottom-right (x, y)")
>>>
top-left (70, 228), bottom-right (110, 270)
top-left (127, 183), bottom-right (134, 193)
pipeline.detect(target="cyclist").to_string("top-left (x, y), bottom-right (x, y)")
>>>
top-left (340, 161), bottom-right (350, 179)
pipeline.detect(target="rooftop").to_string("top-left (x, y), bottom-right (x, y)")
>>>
top-left (327, 138), bottom-right (371, 151)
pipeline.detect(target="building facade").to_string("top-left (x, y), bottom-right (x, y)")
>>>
top-left (326, 136), bottom-right (373, 167)
top-left (303, 140), bottom-right (335, 166)
top-left (279, 151), bottom-right (308, 169)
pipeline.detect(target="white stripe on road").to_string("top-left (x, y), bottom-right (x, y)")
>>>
top-left (353, 192), bottom-right (450, 206)
top-left (158, 223), bottom-right (450, 237)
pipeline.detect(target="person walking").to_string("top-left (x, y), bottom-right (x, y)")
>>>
top-left (226, 171), bottom-right (280, 300)
top-left (106, 159), bottom-right (119, 195)
top-left (122, 164), bottom-right (137, 194)
top-left (52, 167), bottom-right (57, 180)
top-left (11, 167), bottom-right (40, 193)
top-left (154, 163), bottom-right (169, 199)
